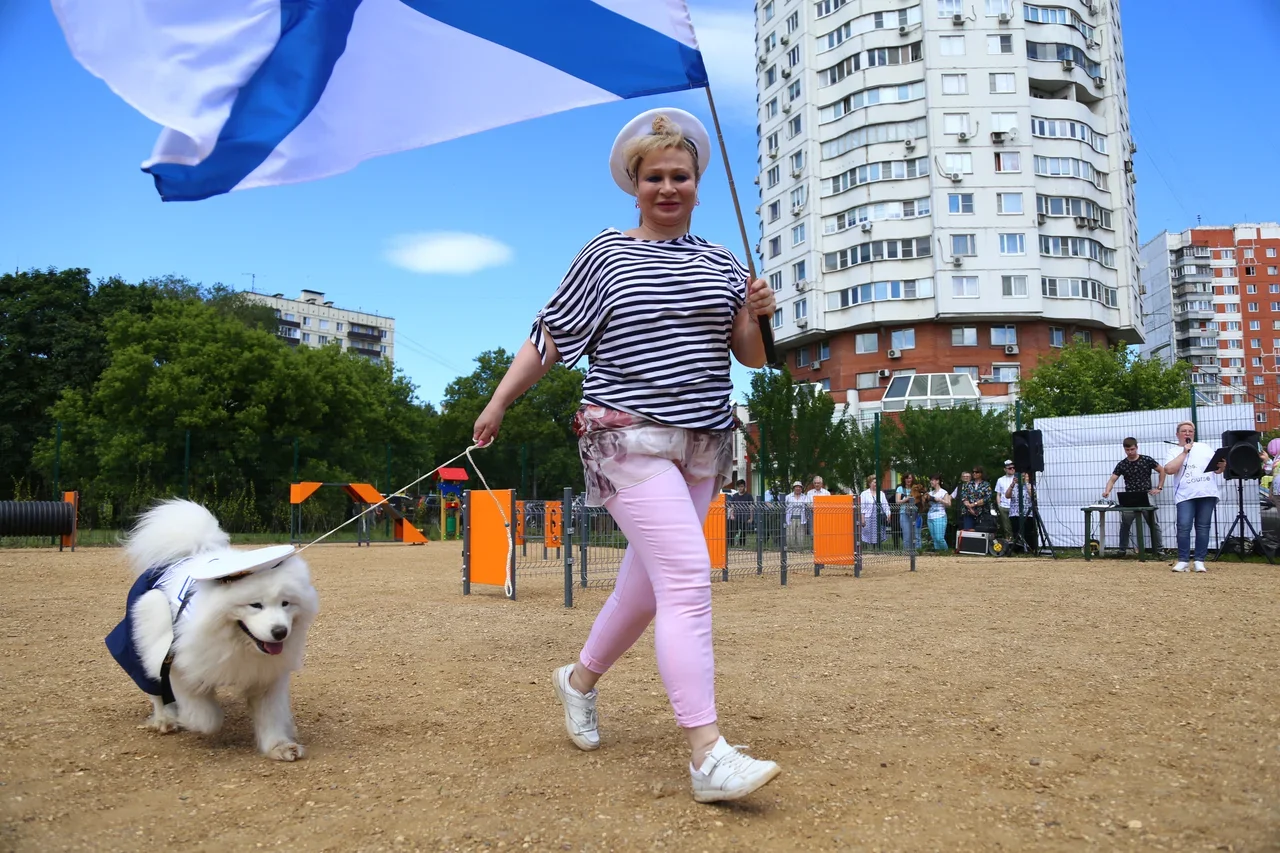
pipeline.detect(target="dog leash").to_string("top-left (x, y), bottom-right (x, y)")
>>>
top-left (298, 442), bottom-right (514, 598)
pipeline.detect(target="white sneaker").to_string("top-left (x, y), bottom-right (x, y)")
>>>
top-left (690, 737), bottom-right (781, 803)
top-left (1172, 562), bottom-right (1189, 573)
top-left (552, 664), bottom-right (599, 751)
top-left (1193, 561), bottom-right (1207, 573)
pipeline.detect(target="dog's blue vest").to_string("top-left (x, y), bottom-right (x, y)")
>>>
top-left (105, 564), bottom-right (196, 697)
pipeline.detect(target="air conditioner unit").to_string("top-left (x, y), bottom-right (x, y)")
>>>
top-left (792, 204), bottom-right (805, 216)
top-left (860, 221), bottom-right (873, 233)
top-left (1124, 159), bottom-right (1134, 173)
top-left (877, 368), bottom-right (892, 379)
top-left (1037, 213), bottom-right (1047, 225)
top-left (782, 67), bottom-right (792, 78)
top-left (769, 150), bottom-right (778, 159)
top-left (794, 279), bottom-right (809, 292)
top-left (754, 205), bottom-right (761, 214)
top-left (949, 172), bottom-right (963, 183)
top-left (952, 12), bottom-right (964, 25)
top-left (1004, 344), bottom-right (1020, 356)
top-left (1094, 76), bottom-right (1106, 88)
top-left (1062, 59), bottom-right (1075, 71)
top-left (887, 348), bottom-right (903, 359)
top-left (898, 25), bottom-right (910, 36)
top-left (951, 256), bottom-right (964, 267)
top-left (782, 103), bottom-right (792, 113)
top-left (957, 131), bottom-right (971, 142)
top-left (796, 317), bottom-right (809, 328)
top-left (904, 138), bottom-right (916, 149)
top-left (758, 52), bottom-right (768, 63)
top-left (1087, 2), bottom-right (1098, 14)
top-left (990, 130), bottom-right (1008, 144)
top-left (1088, 217), bottom-right (1101, 230)
top-left (999, 11), bottom-right (1012, 23)
top-left (790, 168), bottom-right (803, 178)
top-left (1087, 39), bottom-right (1100, 49)
top-left (1074, 215), bottom-right (1090, 227)
top-left (780, 34), bottom-right (790, 44)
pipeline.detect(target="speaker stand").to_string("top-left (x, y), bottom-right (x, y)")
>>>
top-left (1214, 478), bottom-right (1273, 564)
top-left (1007, 472), bottom-right (1056, 558)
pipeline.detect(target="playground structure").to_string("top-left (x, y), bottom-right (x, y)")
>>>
top-left (0, 492), bottom-right (79, 550)
top-left (435, 467), bottom-right (467, 540)
top-left (290, 481), bottom-right (428, 545)
top-left (462, 490), bottom-right (893, 604)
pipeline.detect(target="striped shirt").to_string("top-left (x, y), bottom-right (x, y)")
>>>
top-left (531, 229), bottom-right (748, 430)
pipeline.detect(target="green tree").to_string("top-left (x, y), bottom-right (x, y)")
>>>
top-left (744, 367), bottom-right (850, 492)
top-left (888, 405), bottom-right (1012, 484)
top-left (1019, 342), bottom-right (1190, 422)
top-left (433, 349), bottom-right (584, 497)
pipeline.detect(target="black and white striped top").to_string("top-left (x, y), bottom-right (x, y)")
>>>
top-left (531, 229), bottom-right (748, 430)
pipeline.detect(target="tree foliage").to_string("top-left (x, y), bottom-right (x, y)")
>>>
top-left (1019, 342), bottom-right (1190, 423)
top-left (885, 405), bottom-right (1012, 484)
top-left (744, 367), bottom-right (851, 492)
top-left (433, 349), bottom-right (585, 497)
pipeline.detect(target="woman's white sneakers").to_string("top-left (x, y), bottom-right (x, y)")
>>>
top-left (689, 737), bottom-right (781, 803)
top-left (1193, 561), bottom-right (1207, 572)
top-left (552, 664), bottom-right (600, 751)
top-left (1172, 561), bottom-right (1208, 573)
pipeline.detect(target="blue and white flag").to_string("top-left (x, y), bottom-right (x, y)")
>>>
top-left (52, 0), bottom-right (709, 201)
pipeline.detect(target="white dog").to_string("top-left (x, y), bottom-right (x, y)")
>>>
top-left (105, 500), bottom-right (320, 760)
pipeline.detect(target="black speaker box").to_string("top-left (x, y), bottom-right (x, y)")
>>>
top-left (1012, 429), bottom-right (1044, 474)
top-left (1221, 430), bottom-right (1262, 480)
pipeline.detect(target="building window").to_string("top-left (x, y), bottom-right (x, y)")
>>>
top-left (990, 73), bottom-right (1016, 93)
top-left (790, 149), bottom-right (804, 171)
top-left (856, 371), bottom-right (880, 390)
top-left (1246, 266), bottom-right (1257, 276)
top-left (990, 112), bottom-right (1018, 133)
top-left (948, 193), bottom-right (975, 214)
top-left (995, 151), bottom-right (1021, 172)
top-left (819, 340), bottom-right (831, 360)
top-left (985, 0), bottom-right (1013, 14)
top-left (988, 34), bottom-right (1013, 54)
top-left (890, 328), bottom-right (916, 350)
top-left (952, 326), bottom-right (978, 346)
top-left (1245, 248), bottom-right (1256, 259)
top-left (855, 332), bottom-right (878, 353)
top-left (939, 0), bottom-right (964, 14)
top-left (788, 116), bottom-right (803, 137)
top-left (788, 45), bottom-right (801, 67)
top-left (994, 363), bottom-right (1021, 382)
top-left (766, 131), bottom-right (779, 154)
top-left (791, 186), bottom-right (808, 207)
top-left (787, 10), bottom-right (800, 32)
top-left (795, 347), bottom-right (810, 369)
top-left (763, 0), bottom-right (774, 20)
top-left (999, 233), bottom-right (1026, 255)
top-left (1249, 302), bottom-right (1260, 312)
top-left (794, 299), bottom-right (807, 320)
top-left (1269, 248), bottom-right (1278, 258)
top-left (772, 310), bottom-right (783, 329)
top-left (1251, 338), bottom-right (1262, 349)
top-left (284, 312), bottom-right (296, 321)
top-left (766, 98), bottom-right (778, 120)
top-left (991, 325), bottom-right (1017, 346)
top-left (792, 223), bottom-right (806, 246)
top-left (951, 234), bottom-right (977, 256)
top-left (336, 322), bottom-right (344, 332)
top-left (793, 260), bottom-right (808, 283)
top-left (1258, 412), bottom-right (1269, 423)
top-left (318, 335), bottom-right (328, 345)
top-left (996, 192), bottom-right (1023, 214)
top-left (1049, 327), bottom-right (1065, 347)
top-left (939, 35), bottom-right (966, 55)
top-left (952, 276), bottom-right (979, 298)
top-left (769, 271), bottom-right (782, 291)
top-left (954, 366), bottom-right (980, 381)
top-left (1271, 268), bottom-right (1279, 276)
top-left (943, 113), bottom-right (972, 135)
top-left (1220, 249), bottom-right (1236, 260)
top-left (1251, 320), bottom-right (1261, 330)
top-left (301, 332), bottom-right (311, 342)
top-left (765, 65), bottom-right (777, 87)
top-left (768, 201), bottom-right (781, 222)
top-left (319, 319), bottom-right (329, 329)
top-left (1002, 275), bottom-right (1028, 296)
top-left (769, 236), bottom-right (782, 257)
top-left (766, 166), bottom-right (780, 188)
top-left (1254, 357), bottom-right (1264, 366)
top-left (944, 152), bottom-right (974, 174)
top-left (941, 74), bottom-right (968, 95)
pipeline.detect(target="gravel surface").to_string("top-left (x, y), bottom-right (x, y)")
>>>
top-left (1, 544), bottom-right (1277, 852)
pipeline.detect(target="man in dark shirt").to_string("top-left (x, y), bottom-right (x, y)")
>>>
top-left (728, 479), bottom-right (753, 547)
top-left (1102, 437), bottom-right (1166, 553)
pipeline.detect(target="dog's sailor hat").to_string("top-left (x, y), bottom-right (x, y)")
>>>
top-left (181, 544), bottom-right (298, 581)
top-left (609, 107), bottom-right (713, 196)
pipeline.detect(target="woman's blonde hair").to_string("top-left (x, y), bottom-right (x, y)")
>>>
top-left (1175, 420), bottom-right (1195, 434)
top-left (622, 114), bottom-right (700, 187)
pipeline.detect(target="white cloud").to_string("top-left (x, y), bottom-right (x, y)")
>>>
top-left (688, 5), bottom-right (757, 115)
top-left (384, 232), bottom-right (514, 275)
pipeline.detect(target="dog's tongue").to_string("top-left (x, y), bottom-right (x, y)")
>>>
top-left (263, 641), bottom-right (284, 655)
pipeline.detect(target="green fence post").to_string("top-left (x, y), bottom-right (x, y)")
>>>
top-left (292, 436), bottom-right (299, 483)
top-left (1189, 384), bottom-right (1197, 430)
top-left (873, 412), bottom-right (882, 547)
top-left (520, 443), bottom-right (528, 499)
top-left (183, 429), bottom-right (191, 499)
top-left (53, 421), bottom-right (62, 498)
top-left (385, 442), bottom-right (393, 538)
top-left (1015, 399), bottom-right (1022, 433)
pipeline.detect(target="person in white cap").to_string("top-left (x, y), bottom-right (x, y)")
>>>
top-left (472, 108), bottom-right (779, 802)
top-left (994, 460), bottom-right (1018, 540)
top-left (785, 480), bottom-right (809, 547)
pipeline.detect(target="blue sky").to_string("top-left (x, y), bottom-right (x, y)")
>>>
top-left (1, 0), bottom-right (1277, 408)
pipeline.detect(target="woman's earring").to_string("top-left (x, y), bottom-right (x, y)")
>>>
top-left (635, 201), bottom-right (640, 208)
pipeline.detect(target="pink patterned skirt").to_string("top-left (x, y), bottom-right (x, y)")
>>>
top-left (572, 405), bottom-right (735, 506)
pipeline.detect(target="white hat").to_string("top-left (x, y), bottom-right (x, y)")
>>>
top-left (182, 544), bottom-right (298, 581)
top-left (792, 481), bottom-right (803, 488)
top-left (1004, 459), bottom-right (1015, 466)
top-left (609, 107), bottom-right (713, 196)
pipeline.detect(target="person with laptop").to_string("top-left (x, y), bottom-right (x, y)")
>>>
top-left (1102, 437), bottom-right (1166, 555)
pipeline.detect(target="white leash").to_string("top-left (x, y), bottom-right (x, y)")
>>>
top-left (298, 442), bottom-right (514, 597)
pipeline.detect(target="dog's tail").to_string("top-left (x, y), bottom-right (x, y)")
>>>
top-left (123, 499), bottom-right (230, 577)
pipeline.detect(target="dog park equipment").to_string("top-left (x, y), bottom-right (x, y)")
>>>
top-left (0, 492), bottom-right (79, 550)
top-left (289, 482), bottom-right (428, 545)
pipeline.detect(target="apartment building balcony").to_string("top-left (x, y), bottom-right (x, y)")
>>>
top-left (347, 328), bottom-right (383, 343)
top-left (1174, 307), bottom-right (1216, 322)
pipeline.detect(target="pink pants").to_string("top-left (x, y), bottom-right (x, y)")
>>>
top-left (578, 464), bottom-right (719, 728)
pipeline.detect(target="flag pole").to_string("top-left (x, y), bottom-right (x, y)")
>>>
top-left (703, 83), bottom-right (780, 367)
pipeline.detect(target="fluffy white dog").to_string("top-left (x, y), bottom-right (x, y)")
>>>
top-left (105, 500), bottom-right (320, 760)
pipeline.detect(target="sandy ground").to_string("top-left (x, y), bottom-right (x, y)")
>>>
top-left (0, 543), bottom-right (1277, 853)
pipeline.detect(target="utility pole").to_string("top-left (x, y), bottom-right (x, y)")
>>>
top-left (241, 272), bottom-right (260, 292)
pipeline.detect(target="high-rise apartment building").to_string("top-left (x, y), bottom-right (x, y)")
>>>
top-left (245, 289), bottom-right (395, 365)
top-left (1142, 223), bottom-right (1280, 423)
top-left (753, 0), bottom-right (1142, 410)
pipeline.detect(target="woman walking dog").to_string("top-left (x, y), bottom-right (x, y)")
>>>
top-left (473, 108), bottom-right (780, 803)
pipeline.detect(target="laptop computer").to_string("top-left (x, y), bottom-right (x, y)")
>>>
top-left (1117, 491), bottom-right (1153, 508)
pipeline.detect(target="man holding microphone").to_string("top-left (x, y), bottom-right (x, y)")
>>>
top-left (1101, 438), bottom-right (1165, 555)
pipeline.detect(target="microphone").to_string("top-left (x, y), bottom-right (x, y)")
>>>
top-left (1162, 440), bottom-right (1183, 445)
